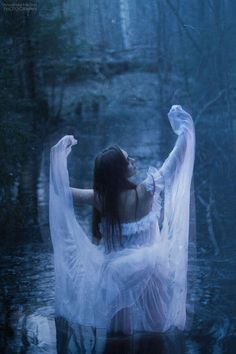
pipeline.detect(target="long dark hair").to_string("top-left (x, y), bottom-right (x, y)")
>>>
top-left (92, 145), bottom-right (137, 252)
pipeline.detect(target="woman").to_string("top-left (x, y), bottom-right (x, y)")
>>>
top-left (49, 105), bottom-right (196, 335)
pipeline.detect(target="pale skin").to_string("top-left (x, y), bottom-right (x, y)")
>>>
top-left (59, 105), bottom-right (188, 212)
top-left (57, 105), bottom-right (190, 223)
top-left (70, 149), bottom-right (137, 207)
top-left (70, 148), bottom-right (154, 221)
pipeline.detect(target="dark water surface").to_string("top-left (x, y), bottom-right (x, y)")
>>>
top-left (1, 73), bottom-right (236, 353)
top-left (1, 243), bottom-right (236, 353)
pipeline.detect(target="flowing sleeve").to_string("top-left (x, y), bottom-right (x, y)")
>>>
top-left (143, 105), bottom-right (196, 331)
top-left (142, 166), bottom-right (165, 229)
top-left (158, 105), bottom-right (196, 330)
top-left (49, 135), bottom-right (103, 325)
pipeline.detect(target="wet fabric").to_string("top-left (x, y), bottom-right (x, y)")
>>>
top-left (49, 105), bottom-right (196, 334)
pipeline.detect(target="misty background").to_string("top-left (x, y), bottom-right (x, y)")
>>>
top-left (0, 1), bottom-right (236, 352)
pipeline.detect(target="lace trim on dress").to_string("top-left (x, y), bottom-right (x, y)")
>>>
top-left (98, 167), bottom-right (165, 237)
top-left (142, 166), bottom-right (165, 228)
top-left (120, 210), bottom-right (157, 235)
top-left (143, 166), bottom-right (165, 195)
top-left (99, 209), bottom-right (161, 237)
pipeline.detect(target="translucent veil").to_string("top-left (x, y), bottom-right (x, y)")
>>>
top-left (158, 105), bottom-right (196, 330)
top-left (49, 136), bottom-right (104, 326)
top-left (49, 105), bottom-right (196, 332)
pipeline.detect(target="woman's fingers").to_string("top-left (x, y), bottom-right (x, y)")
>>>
top-left (168, 105), bottom-right (191, 120)
top-left (51, 135), bottom-right (78, 151)
top-left (168, 105), bottom-right (192, 135)
top-left (61, 135), bottom-right (78, 146)
top-left (169, 105), bottom-right (186, 116)
top-left (70, 136), bottom-right (78, 146)
top-left (171, 104), bottom-right (182, 111)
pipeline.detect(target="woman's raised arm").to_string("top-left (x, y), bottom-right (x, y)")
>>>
top-left (50, 135), bottom-right (96, 207)
top-left (140, 105), bottom-right (195, 234)
top-left (159, 105), bottom-right (195, 181)
top-left (141, 105), bottom-right (195, 196)
top-left (70, 188), bottom-right (94, 206)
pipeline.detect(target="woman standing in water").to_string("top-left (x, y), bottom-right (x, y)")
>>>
top-left (49, 105), bottom-right (195, 335)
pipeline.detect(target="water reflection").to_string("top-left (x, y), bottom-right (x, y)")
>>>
top-left (54, 316), bottom-right (236, 353)
top-left (55, 316), bottom-right (187, 354)
top-left (0, 243), bottom-right (235, 353)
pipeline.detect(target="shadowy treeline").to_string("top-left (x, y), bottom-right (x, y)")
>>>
top-left (0, 1), bottom-right (78, 242)
top-left (1, 0), bottom-right (236, 247)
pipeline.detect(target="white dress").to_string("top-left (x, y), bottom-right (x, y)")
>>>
top-left (49, 105), bottom-right (196, 335)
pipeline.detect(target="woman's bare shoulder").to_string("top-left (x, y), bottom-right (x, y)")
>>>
top-left (70, 188), bottom-right (95, 206)
top-left (137, 180), bottom-right (154, 198)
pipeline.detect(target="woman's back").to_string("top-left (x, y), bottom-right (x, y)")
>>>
top-left (97, 176), bottom-right (164, 253)
top-left (117, 184), bottom-right (153, 223)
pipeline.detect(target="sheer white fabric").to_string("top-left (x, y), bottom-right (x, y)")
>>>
top-left (49, 105), bottom-right (196, 334)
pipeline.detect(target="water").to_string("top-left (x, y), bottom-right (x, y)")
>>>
top-left (1, 71), bottom-right (236, 353)
top-left (1, 244), bottom-right (235, 353)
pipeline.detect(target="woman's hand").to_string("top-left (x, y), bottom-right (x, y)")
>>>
top-left (51, 135), bottom-right (78, 156)
top-left (168, 105), bottom-right (193, 135)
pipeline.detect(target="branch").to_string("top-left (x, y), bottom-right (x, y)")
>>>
top-left (197, 192), bottom-right (220, 256)
top-left (195, 90), bottom-right (225, 125)
top-left (165, 0), bottom-right (201, 54)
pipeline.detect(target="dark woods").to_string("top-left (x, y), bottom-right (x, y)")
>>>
top-left (1, 1), bottom-right (236, 244)
top-left (1, 1), bottom-right (236, 353)
top-left (0, 0), bottom-right (236, 253)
